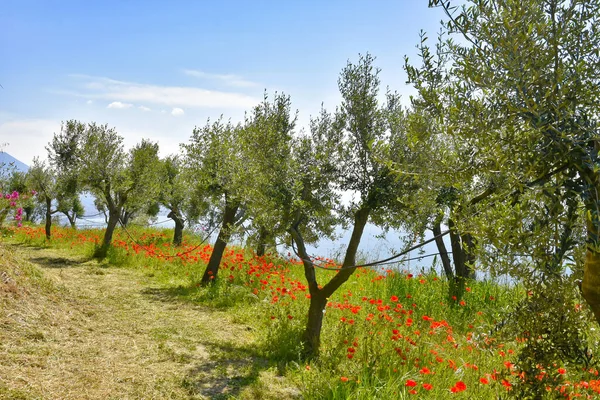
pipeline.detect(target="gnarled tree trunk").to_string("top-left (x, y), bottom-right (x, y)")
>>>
top-left (95, 207), bottom-right (120, 259)
top-left (168, 210), bottom-right (185, 246)
top-left (433, 216), bottom-right (453, 280)
top-left (448, 218), bottom-right (476, 300)
top-left (292, 207), bottom-right (371, 358)
top-left (200, 200), bottom-right (239, 285)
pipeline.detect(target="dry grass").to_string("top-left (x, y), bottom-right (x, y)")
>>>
top-left (0, 243), bottom-right (299, 400)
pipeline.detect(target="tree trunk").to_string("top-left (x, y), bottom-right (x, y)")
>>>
top-left (69, 214), bottom-right (77, 229)
top-left (256, 226), bottom-right (269, 257)
top-left (303, 291), bottom-right (328, 357)
top-left (168, 210), bottom-right (184, 246)
top-left (433, 217), bottom-right (453, 280)
top-left (461, 232), bottom-right (476, 279)
top-left (293, 207), bottom-right (370, 358)
top-left (582, 219), bottom-right (600, 324)
top-left (63, 211), bottom-right (77, 229)
top-left (45, 196), bottom-right (52, 240)
top-left (95, 208), bottom-right (120, 258)
top-left (320, 207), bottom-right (371, 298)
top-left (200, 201), bottom-right (239, 285)
top-left (24, 207), bottom-right (32, 222)
top-left (121, 209), bottom-right (133, 227)
top-left (289, 224), bottom-right (327, 357)
top-left (448, 218), bottom-right (470, 300)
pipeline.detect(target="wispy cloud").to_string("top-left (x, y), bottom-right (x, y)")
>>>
top-left (67, 75), bottom-right (259, 110)
top-left (171, 107), bottom-right (184, 116)
top-left (107, 101), bottom-right (133, 109)
top-left (0, 119), bottom-right (61, 164)
top-left (182, 69), bottom-right (258, 88)
top-left (138, 105), bottom-right (151, 112)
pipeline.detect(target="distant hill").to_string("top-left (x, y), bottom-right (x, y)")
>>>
top-left (0, 152), bottom-right (29, 173)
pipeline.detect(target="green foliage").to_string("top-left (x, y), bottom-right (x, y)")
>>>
top-left (409, 0), bottom-right (600, 396)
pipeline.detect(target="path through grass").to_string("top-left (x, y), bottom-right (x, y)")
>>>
top-left (0, 243), bottom-right (298, 400)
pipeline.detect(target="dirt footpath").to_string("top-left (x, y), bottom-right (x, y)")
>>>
top-left (0, 244), bottom-right (297, 400)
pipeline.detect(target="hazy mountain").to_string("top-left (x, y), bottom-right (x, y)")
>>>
top-left (0, 152), bottom-right (29, 173)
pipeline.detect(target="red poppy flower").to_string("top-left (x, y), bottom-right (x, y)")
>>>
top-left (451, 381), bottom-right (466, 393)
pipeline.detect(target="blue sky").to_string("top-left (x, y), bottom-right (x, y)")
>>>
top-left (1, 1), bottom-right (447, 165)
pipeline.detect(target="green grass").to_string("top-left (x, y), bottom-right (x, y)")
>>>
top-left (3, 224), bottom-right (600, 399)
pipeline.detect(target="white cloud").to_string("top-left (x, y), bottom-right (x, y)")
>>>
top-left (86, 99), bottom-right (93, 104)
top-left (171, 107), bottom-right (184, 116)
top-left (107, 101), bottom-right (133, 109)
top-left (68, 74), bottom-right (259, 110)
top-left (0, 119), bottom-right (61, 164)
top-left (182, 69), bottom-right (258, 88)
top-left (138, 105), bottom-right (151, 112)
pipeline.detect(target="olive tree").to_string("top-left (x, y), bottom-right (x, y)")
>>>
top-left (410, 0), bottom-right (600, 394)
top-left (26, 158), bottom-right (58, 239)
top-left (76, 123), bottom-right (162, 257)
top-left (240, 91), bottom-right (298, 256)
top-left (159, 154), bottom-right (190, 246)
top-left (289, 54), bottom-right (425, 356)
top-left (183, 118), bottom-right (247, 284)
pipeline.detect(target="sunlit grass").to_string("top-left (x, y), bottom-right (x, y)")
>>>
top-left (5, 223), bottom-right (600, 399)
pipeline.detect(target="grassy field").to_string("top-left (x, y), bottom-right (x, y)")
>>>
top-left (1, 225), bottom-right (600, 399)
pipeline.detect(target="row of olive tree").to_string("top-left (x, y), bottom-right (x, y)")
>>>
top-left (26, 2), bottom-right (600, 373)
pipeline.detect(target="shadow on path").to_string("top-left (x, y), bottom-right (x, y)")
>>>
top-left (183, 341), bottom-right (269, 399)
top-left (29, 256), bottom-right (89, 269)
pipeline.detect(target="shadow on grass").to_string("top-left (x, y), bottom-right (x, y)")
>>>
top-left (141, 282), bottom-right (259, 310)
top-left (141, 285), bottom-right (202, 304)
top-left (182, 341), bottom-right (269, 399)
top-left (8, 243), bottom-right (92, 269)
top-left (142, 286), bottom-right (302, 398)
top-left (28, 255), bottom-right (90, 269)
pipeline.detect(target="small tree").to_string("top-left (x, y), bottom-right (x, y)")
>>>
top-left (47, 120), bottom-right (87, 228)
top-left (290, 54), bottom-right (424, 356)
top-left (56, 195), bottom-right (84, 228)
top-left (5, 170), bottom-right (36, 222)
top-left (183, 118), bottom-right (246, 284)
top-left (76, 123), bottom-right (162, 257)
top-left (26, 158), bottom-right (59, 239)
top-left (159, 155), bottom-right (189, 246)
top-left (240, 91), bottom-right (298, 256)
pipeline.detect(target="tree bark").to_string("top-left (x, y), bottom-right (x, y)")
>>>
top-left (95, 208), bottom-right (120, 258)
top-left (200, 201), bottom-right (239, 285)
top-left (448, 218), bottom-right (475, 300)
top-left (433, 217), bottom-right (453, 280)
top-left (461, 232), bottom-right (476, 279)
top-left (303, 290), bottom-right (328, 357)
top-left (120, 209), bottom-right (133, 227)
top-left (289, 225), bottom-right (326, 357)
top-left (582, 219), bottom-right (600, 324)
top-left (62, 211), bottom-right (77, 229)
top-left (168, 210), bottom-right (185, 246)
top-left (45, 196), bottom-right (52, 240)
top-left (321, 207), bottom-right (370, 298)
top-left (256, 226), bottom-right (269, 257)
top-left (291, 207), bottom-right (371, 358)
